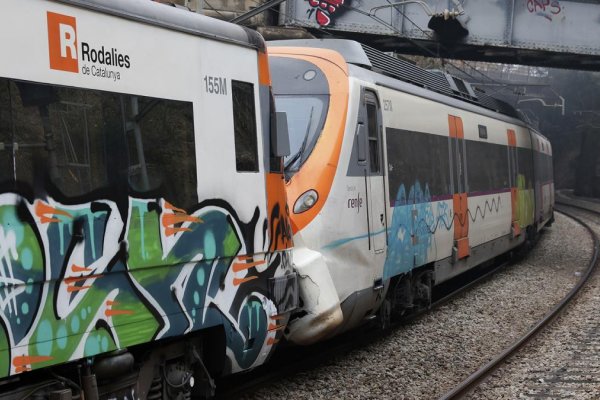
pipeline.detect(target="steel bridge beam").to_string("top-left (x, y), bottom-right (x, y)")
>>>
top-left (280, 0), bottom-right (600, 70)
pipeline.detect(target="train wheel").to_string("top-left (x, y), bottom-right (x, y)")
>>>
top-left (378, 298), bottom-right (392, 331)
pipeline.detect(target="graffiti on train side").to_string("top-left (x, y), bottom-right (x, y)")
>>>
top-left (0, 194), bottom-right (296, 377)
top-left (383, 180), bottom-right (524, 280)
top-left (517, 174), bottom-right (535, 228)
top-left (384, 182), bottom-right (448, 279)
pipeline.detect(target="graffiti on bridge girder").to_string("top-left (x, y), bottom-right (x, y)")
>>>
top-left (306, 0), bottom-right (346, 27)
top-left (527, 0), bottom-right (562, 21)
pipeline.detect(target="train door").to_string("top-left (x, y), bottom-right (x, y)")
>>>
top-left (448, 115), bottom-right (470, 260)
top-left (507, 129), bottom-right (521, 236)
top-left (364, 90), bottom-right (387, 255)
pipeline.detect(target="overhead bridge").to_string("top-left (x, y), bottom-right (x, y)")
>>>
top-left (278, 0), bottom-right (600, 70)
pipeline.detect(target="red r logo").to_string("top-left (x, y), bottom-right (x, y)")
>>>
top-left (47, 11), bottom-right (79, 73)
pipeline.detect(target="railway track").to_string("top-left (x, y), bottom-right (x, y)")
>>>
top-left (217, 248), bottom-right (534, 399)
top-left (217, 206), bottom-right (597, 399)
top-left (440, 202), bottom-right (600, 399)
top-left (217, 256), bottom-right (515, 399)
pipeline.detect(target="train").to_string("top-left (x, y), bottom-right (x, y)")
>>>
top-left (0, 0), bottom-right (298, 399)
top-left (268, 39), bottom-right (554, 345)
top-left (0, 1), bottom-right (554, 398)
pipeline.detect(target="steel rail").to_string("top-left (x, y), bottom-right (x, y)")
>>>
top-left (218, 253), bottom-right (513, 398)
top-left (439, 206), bottom-right (600, 400)
top-left (405, 257), bottom-right (510, 324)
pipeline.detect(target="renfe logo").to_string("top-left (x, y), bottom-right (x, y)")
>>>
top-left (47, 11), bottom-right (79, 73)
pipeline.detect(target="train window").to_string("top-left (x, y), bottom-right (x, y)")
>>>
top-left (0, 79), bottom-right (116, 197)
top-left (534, 150), bottom-right (547, 184)
top-left (466, 140), bottom-right (509, 193)
top-left (548, 155), bottom-right (553, 181)
top-left (356, 123), bottom-right (367, 163)
top-left (517, 147), bottom-right (534, 189)
top-left (0, 77), bottom-right (197, 208)
top-left (366, 102), bottom-right (380, 173)
top-left (386, 129), bottom-right (451, 202)
top-left (125, 95), bottom-right (197, 209)
top-left (232, 80), bottom-right (259, 172)
top-left (478, 125), bottom-right (488, 139)
top-left (536, 151), bottom-right (552, 183)
top-left (275, 95), bottom-right (328, 173)
top-left (270, 56), bottom-right (330, 178)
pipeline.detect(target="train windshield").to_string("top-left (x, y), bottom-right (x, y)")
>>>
top-left (276, 95), bottom-right (328, 173)
top-left (269, 56), bottom-right (330, 178)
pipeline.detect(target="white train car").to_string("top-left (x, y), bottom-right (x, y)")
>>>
top-left (0, 1), bottom-right (296, 399)
top-left (268, 40), bottom-right (553, 345)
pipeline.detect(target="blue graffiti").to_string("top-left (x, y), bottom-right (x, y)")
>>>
top-left (384, 181), bottom-right (436, 279)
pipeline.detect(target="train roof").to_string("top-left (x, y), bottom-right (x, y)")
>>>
top-left (54, 0), bottom-right (265, 51)
top-left (269, 39), bottom-right (522, 121)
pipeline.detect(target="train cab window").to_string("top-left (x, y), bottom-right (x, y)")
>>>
top-left (478, 125), bottom-right (488, 139)
top-left (232, 80), bottom-right (259, 172)
top-left (0, 77), bottom-right (197, 209)
top-left (269, 56), bottom-right (330, 178)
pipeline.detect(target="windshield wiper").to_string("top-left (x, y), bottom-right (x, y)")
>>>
top-left (284, 105), bottom-right (314, 172)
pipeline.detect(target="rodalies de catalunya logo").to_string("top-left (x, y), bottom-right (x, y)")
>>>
top-left (47, 11), bottom-right (131, 81)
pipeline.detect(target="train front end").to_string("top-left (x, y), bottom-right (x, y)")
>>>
top-left (268, 46), bottom-right (352, 345)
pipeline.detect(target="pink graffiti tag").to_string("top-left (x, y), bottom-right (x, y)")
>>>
top-left (527, 0), bottom-right (561, 21)
top-left (308, 0), bottom-right (344, 26)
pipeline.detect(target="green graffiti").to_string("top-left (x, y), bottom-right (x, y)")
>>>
top-left (128, 201), bottom-right (165, 274)
top-left (0, 328), bottom-right (8, 377)
top-left (0, 194), bottom-right (289, 380)
top-left (517, 174), bottom-right (535, 228)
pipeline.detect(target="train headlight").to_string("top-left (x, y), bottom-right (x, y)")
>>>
top-left (294, 190), bottom-right (319, 214)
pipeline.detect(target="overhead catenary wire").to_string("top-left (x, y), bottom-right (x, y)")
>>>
top-left (239, 0), bottom-right (337, 37)
top-left (357, 0), bottom-right (541, 105)
top-left (332, 0), bottom-right (510, 92)
top-left (373, 0), bottom-right (502, 85)
top-left (202, 0), bottom-right (229, 20)
top-left (236, 0), bottom-right (512, 95)
top-left (230, 0), bottom-right (287, 24)
top-left (336, 2), bottom-right (539, 112)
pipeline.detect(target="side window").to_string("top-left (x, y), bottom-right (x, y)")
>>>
top-left (466, 140), bottom-right (509, 192)
top-left (366, 99), bottom-right (380, 173)
top-left (0, 77), bottom-right (197, 209)
top-left (356, 123), bottom-right (367, 164)
top-left (517, 147), bottom-right (534, 188)
top-left (0, 79), bottom-right (119, 196)
top-left (478, 125), bottom-right (488, 139)
top-left (232, 80), bottom-right (259, 172)
top-left (126, 96), bottom-right (197, 209)
top-left (386, 129), bottom-right (451, 203)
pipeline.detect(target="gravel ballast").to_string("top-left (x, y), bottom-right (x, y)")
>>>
top-left (468, 206), bottom-right (600, 399)
top-left (241, 213), bottom-right (592, 399)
